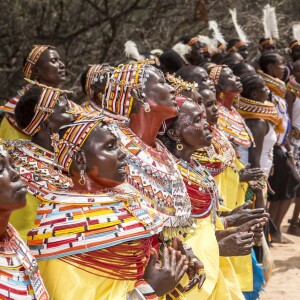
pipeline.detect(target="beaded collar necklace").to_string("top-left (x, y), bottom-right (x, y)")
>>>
top-left (192, 126), bottom-right (237, 175)
top-left (176, 158), bottom-right (219, 222)
top-left (217, 102), bottom-right (254, 148)
top-left (258, 70), bottom-right (286, 98)
top-left (237, 96), bottom-right (280, 126)
top-left (116, 124), bottom-right (193, 237)
top-left (0, 223), bottom-right (49, 300)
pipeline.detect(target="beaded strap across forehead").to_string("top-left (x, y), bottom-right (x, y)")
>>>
top-left (103, 60), bottom-right (155, 117)
top-left (209, 65), bottom-right (225, 86)
top-left (54, 115), bottom-right (116, 172)
top-left (23, 45), bottom-right (51, 79)
top-left (227, 41), bottom-right (246, 53)
top-left (23, 79), bottom-right (73, 136)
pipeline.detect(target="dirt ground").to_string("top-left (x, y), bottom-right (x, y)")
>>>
top-left (261, 203), bottom-right (300, 300)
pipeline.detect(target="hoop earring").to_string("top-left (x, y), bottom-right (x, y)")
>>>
top-left (143, 102), bottom-right (151, 113)
top-left (79, 169), bottom-right (86, 186)
top-left (176, 141), bottom-right (183, 151)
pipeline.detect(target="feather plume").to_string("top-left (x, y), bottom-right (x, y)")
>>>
top-left (292, 23), bottom-right (300, 41)
top-left (172, 42), bottom-right (191, 63)
top-left (262, 5), bottom-right (279, 39)
top-left (229, 8), bottom-right (249, 43)
top-left (124, 40), bottom-right (142, 61)
top-left (209, 20), bottom-right (227, 46)
top-left (197, 35), bottom-right (212, 46)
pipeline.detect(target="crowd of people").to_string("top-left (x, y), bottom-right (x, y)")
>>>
top-left (0, 5), bottom-right (299, 300)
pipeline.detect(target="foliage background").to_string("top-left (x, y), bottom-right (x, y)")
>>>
top-left (1, 0), bottom-right (300, 103)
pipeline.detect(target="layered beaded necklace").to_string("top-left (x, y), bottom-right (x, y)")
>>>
top-left (217, 102), bottom-right (254, 148)
top-left (0, 224), bottom-right (49, 300)
top-left (237, 96), bottom-right (280, 126)
top-left (176, 158), bottom-right (219, 223)
top-left (116, 124), bottom-right (193, 237)
top-left (192, 126), bottom-right (237, 175)
top-left (258, 70), bottom-right (286, 98)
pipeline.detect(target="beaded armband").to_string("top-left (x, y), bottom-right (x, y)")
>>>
top-left (127, 279), bottom-right (158, 300)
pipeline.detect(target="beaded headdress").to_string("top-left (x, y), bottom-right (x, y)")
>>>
top-left (23, 45), bottom-right (52, 79)
top-left (22, 79), bottom-right (73, 136)
top-left (208, 65), bottom-right (226, 86)
top-left (101, 60), bottom-right (156, 117)
top-left (166, 73), bottom-right (198, 95)
top-left (53, 115), bottom-right (117, 172)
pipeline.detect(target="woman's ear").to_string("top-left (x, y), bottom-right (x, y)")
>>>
top-left (73, 150), bottom-right (87, 172)
top-left (167, 128), bottom-right (180, 141)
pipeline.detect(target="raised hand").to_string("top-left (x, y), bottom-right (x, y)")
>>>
top-left (143, 246), bottom-right (188, 296)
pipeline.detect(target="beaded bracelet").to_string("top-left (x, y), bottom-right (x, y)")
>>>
top-left (127, 279), bottom-right (158, 300)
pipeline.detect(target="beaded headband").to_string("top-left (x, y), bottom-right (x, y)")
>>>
top-left (208, 65), bottom-right (226, 86)
top-left (227, 41), bottom-right (246, 53)
top-left (290, 40), bottom-right (300, 50)
top-left (166, 73), bottom-right (198, 95)
top-left (102, 60), bottom-right (156, 117)
top-left (22, 79), bottom-right (73, 136)
top-left (53, 115), bottom-right (117, 172)
top-left (260, 38), bottom-right (276, 47)
top-left (23, 45), bottom-right (52, 79)
top-left (188, 37), bottom-right (199, 46)
top-left (84, 64), bottom-right (114, 96)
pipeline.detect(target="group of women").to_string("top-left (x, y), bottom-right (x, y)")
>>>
top-left (0, 32), bottom-right (298, 300)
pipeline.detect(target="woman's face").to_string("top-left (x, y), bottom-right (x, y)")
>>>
top-left (83, 126), bottom-right (127, 188)
top-left (201, 89), bottom-right (219, 125)
top-left (270, 55), bottom-right (285, 80)
top-left (48, 95), bottom-right (75, 132)
top-left (194, 67), bottom-right (216, 93)
top-left (219, 67), bottom-right (243, 93)
top-left (0, 153), bottom-right (27, 213)
top-left (176, 101), bottom-right (212, 149)
top-left (35, 49), bottom-right (66, 87)
top-left (143, 67), bottom-right (178, 118)
top-left (251, 77), bottom-right (270, 101)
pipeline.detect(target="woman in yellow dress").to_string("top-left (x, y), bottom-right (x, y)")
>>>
top-left (0, 45), bottom-right (66, 140)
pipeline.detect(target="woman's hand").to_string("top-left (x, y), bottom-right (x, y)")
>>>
top-left (239, 165), bottom-right (264, 182)
top-left (143, 247), bottom-right (188, 296)
top-left (218, 231), bottom-right (254, 256)
top-left (225, 201), bottom-right (269, 227)
top-left (172, 237), bottom-right (206, 292)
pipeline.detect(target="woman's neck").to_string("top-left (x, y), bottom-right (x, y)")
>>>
top-left (0, 212), bottom-right (10, 242)
top-left (217, 93), bottom-right (236, 109)
top-left (173, 146), bottom-right (195, 163)
top-left (31, 130), bottom-right (54, 152)
top-left (129, 111), bottom-right (165, 147)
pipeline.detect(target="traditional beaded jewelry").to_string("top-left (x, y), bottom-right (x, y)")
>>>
top-left (176, 157), bottom-right (219, 223)
top-left (117, 124), bottom-right (194, 237)
top-left (258, 70), bottom-right (286, 98)
top-left (193, 126), bottom-right (237, 175)
top-left (166, 73), bottom-right (198, 95)
top-left (0, 223), bottom-right (49, 300)
top-left (217, 102), bottom-right (254, 148)
top-left (237, 96), bottom-right (280, 126)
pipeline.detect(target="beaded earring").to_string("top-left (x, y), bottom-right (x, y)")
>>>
top-left (176, 140), bottom-right (183, 151)
top-left (79, 169), bottom-right (86, 186)
top-left (219, 92), bottom-right (224, 100)
top-left (143, 102), bottom-right (151, 113)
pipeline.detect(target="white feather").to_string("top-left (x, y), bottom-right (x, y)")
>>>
top-left (229, 8), bottom-right (249, 43)
top-left (172, 42), bottom-right (191, 63)
top-left (124, 40), bottom-right (141, 61)
top-left (262, 5), bottom-right (279, 39)
top-left (197, 35), bottom-right (212, 46)
top-left (209, 20), bottom-right (227, 46)
top-left (292, 23), bottom-right (300, 41)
